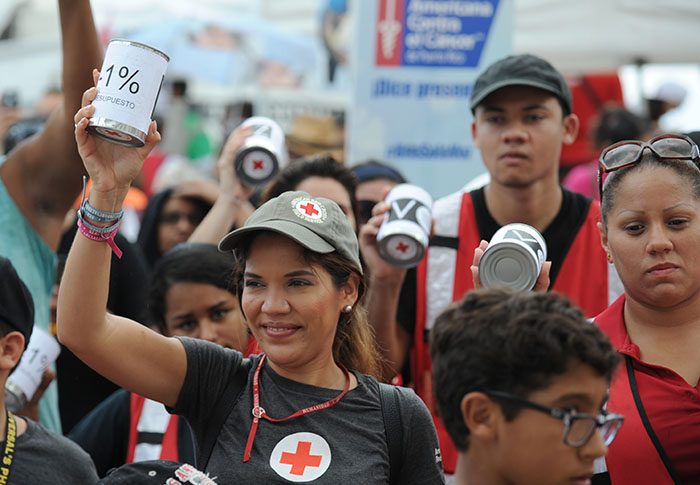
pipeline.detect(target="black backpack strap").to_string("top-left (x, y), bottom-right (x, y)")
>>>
top-left (197, 358), bottom-right (250, 470)
top-left (625, 355), bottom-right (682, 485)
top-left (378, 383), bottom-right (404, 485)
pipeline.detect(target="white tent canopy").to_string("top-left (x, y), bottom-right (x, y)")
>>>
top-left (513, 0), bottom-right (700, 73)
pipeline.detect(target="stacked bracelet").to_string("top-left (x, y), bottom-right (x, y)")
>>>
top-left (77, 216), bottom-right (123, 259)
top-left (76, 176), bottom-right (124, 258)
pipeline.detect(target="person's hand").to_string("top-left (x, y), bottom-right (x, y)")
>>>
top-left (74, 69), bottom-right (161, 204)
top-left (358, 198), bottom-right (407, 284)
top-left (14, 367), bottom-right (55, 422)
top-left (471, 239), bottom-right (552, 291)
top-left (216, 125), bottom-right (256, 202)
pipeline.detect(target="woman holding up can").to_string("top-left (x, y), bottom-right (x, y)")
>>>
top-left (57, 86), bottom-right (444, 483)
top-left (592, 134), bottom-right (700, 484)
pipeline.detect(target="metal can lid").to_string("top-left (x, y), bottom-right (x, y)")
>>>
top-left (108, 39), bottom-right (170, 62)
top-left (479, 241), bottom-right (539, 291)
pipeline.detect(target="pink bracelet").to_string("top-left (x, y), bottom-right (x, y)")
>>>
top-left (77, 217), bottom-right (123, 259)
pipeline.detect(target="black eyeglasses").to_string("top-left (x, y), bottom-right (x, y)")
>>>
top-left (597, 134), bottom-right (700, 199)
top-left (483, 390), bottom-right (624, 448)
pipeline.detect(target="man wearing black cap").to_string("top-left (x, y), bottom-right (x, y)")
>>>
top-left (361, 53), bottom-right (618, 474)
top-left (0, 257), bottom-right (98, 483)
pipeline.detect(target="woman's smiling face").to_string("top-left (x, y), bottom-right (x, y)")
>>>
top-left (241, 232), bottom-right (357, 373)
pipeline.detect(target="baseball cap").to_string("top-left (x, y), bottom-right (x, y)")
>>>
top-left (470, 54), bottom-right (572, 114)
top-left (219, 190), bottom-right (362, 272)
top-left (0, 257), bottom-right (34, 348)
top-left (99, 460), bottom-right (216, 484)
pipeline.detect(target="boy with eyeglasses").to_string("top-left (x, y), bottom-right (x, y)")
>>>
top-left (431, 289), bottom-right (623, 485)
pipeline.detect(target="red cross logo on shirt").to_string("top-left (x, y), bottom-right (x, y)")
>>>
top-left (279, 441), bottom-right (322, 476)
top-left (253, 160), bottom-right (264, 170)
top-left (396, 242), bottom-right (409, 253)
top-left (299, 202), bottom-right (319, 216)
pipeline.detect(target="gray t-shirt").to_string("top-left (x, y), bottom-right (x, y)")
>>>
top-left (1, 418), bottom-right (98, 484)
top-left (173, 337), bottom-right (444, 484)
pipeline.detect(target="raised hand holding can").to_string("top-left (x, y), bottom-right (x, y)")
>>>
top-left (234, 116), bottom-right (288, 186)
top-left (88, 39), bottom-right (169, 147)
top-left (376, 183), bottom-right (433, 268)
top-left (478, 223), bottom-right (547, 291)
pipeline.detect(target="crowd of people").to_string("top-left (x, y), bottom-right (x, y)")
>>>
top-left (0, 1), bottom-right (698, 484)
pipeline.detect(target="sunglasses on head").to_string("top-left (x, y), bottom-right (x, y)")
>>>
top-left (597, 134), bottom-right (700, 200)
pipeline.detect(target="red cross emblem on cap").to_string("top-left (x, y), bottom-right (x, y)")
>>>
top-left (299, 202), bottom-right (319, 216)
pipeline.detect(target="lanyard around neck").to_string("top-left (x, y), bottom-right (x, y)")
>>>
top-left (0, 409), bottom-right (17, 482)
top-left (243, 354), bottom-right (351, 462)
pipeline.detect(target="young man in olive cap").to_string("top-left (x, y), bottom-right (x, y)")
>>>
top-left (360, 53), bottom-right (619, 473)
top-left (0, 257), bottom-right (98, 483)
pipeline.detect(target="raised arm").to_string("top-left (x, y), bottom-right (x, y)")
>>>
top-left (57, 87), bottom-right (185, 408)
top-left (0, 0), bottom-right (103, 250)
top-left (358, 201), bottom-right (412, 382)
top-left (188, 125), bottom-right (256, 244)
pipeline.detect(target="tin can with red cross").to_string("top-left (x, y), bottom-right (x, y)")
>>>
top-left (479, 223), bottom-right (547, 291)
top-left (235, 116), bottom-right (288, 186)
top-left (377, 184), bottom-right (433, 268)
top-left (87, 39), bottom-right (169, 147)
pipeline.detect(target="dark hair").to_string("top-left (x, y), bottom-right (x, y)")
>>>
top-left (351, 160), bottom-right (406, 185)
top-left (430, 289), bottom-right (619, 452)
top-left (591, 106), bottom-right (649, 150)
top-left (137, 188), bottom-right (213, 269)
top-left (601, 150), bottom-right (700, 227)
top-left (146, 243), bottom-right (237, 334)
top-left (263, 154), bottom-right (359, 230)
top-left (233, 232), bottom-right (381, 378)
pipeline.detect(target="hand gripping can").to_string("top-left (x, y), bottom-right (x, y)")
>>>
top-left (377, 184), bottom-right (433, 268)
top-left (479, 223), bottom-right (547, 291)
top-left (87, 39), bottom-right (169, 147)
top-left (235, 117), bottom-right (288, 186)
top-left (5, 327), bottom-right (61, 412)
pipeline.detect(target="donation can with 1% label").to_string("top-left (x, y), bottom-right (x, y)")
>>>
top-left (88, 39), bottom-right (169, 147)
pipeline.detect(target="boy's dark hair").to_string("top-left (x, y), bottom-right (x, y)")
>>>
top-left (146, 243), bottom-right (237, 334)
top-left (430, 289), bottom-right (619, 452)
top-left (263, 154), bottom-right (359, 229)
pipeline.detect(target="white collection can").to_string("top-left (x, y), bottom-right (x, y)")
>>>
top-left (5, 327), bottom-right (61, 412)
top-left (88, 39), bottom-right (169, 147)
top-left (235, 117), bottom-right (288, 186)
top-left (478, 223), bottom-right (547, 291)
top-left (376, 183), bottom-right (433, 268)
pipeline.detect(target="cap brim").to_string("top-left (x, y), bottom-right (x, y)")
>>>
top-left (218, 219), bottom-right (336, 254)
top-left (470, 78), bottom-right (566, 110)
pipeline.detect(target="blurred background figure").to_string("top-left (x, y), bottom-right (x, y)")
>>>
top-left (351, 159), bottom-right (406, 228)
top-left (563, 105), bottom-right (651, 200)
top-left (645, 81), bottom-right (688, 134)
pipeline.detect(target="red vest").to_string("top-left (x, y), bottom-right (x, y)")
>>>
top-left (594, 297), bottom-right (675, 485)
top-left (415, 191), bottom-right (610, 473)
top-left (126, 394), bottom-right (180, 463)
